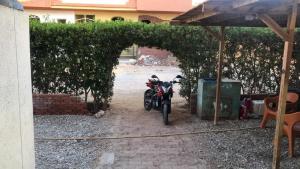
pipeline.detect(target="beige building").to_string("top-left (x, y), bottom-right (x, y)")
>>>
top-left (20, 0), bottom-right (192, 23)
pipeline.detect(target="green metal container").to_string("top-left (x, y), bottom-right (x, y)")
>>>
top-left (197, 79), bottom-right (241, 120)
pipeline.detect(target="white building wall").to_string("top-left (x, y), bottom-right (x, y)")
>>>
top-left (0, 5), bottom-right (35, 169)
top-left (25, 9), bottom-right (75, 23)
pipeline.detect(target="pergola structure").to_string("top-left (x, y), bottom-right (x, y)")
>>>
top-left (172, 0), bottom-right (299, 168)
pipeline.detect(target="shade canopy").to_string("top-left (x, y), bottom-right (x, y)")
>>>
top-left (172, 1), bottom-right (300, 168)
top-left (173, 0), bottom-right (300, 27)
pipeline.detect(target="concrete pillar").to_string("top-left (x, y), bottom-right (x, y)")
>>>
top-left (0, 3), bottom-right (35, 169)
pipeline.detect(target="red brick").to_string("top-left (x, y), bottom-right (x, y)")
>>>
top-left (33, 94), bottom-right (89, 115)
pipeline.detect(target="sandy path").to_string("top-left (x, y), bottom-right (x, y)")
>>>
top-left (100, 64), bottom-right (300, 169)
top-left (99, 64), bottom-right (210, 169)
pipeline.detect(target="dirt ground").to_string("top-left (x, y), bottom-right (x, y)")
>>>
top-left (108, 64), bottom-right (300, 169)
top-left (34, 64), bottom-right (300, 169)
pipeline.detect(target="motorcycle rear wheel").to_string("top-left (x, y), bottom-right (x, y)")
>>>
top-left (144, 90), bottom-right (152, 111)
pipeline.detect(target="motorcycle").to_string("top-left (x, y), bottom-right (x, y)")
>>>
top-left (144, 75), bottom-right (183, 125)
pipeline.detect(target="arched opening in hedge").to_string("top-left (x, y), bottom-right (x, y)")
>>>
top-left (30, 21), bottom-right (218, 109)
top-left (30, 21), bottom-right (300, 111)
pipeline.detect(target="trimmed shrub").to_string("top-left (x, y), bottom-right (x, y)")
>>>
top-left (224, 28), bottom-right (300, 94)
top-left (30, 21), bottom-right (300, 106)
top-left (30, 21), bottom-right (215, 107)
top-left (178, 28), bottom-right (300, 101)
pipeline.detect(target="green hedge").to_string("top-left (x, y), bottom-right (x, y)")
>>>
top-left (30, 21), bottom-right (215, 107)
top-left (177, 27), bottom-right (300, 100)
top-left (224, 28), bottom-right (300, 94)
top-left (30, 21), bottom-right (300, 106)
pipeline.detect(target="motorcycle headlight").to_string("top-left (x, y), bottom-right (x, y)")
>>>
top-left (162, 86), bottom-right (171, 93)
top-left (162, 86), bottom-right (167, 93)
top-left (167, 86), bottom-right (172, 92)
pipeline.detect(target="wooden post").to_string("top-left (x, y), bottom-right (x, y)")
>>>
top-left (214, 26), bottom-right (225, 125)
top-left (272, 3), bottom-right (298, 169)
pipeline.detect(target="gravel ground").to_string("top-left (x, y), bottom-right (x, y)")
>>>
top-left (194, 128), bottom-right (300, 169)
top-left (34, 115), bottom-right (113, 138)
top-left (34, 64), bottom-right (300, 169)
top-left (34, 115), bottom-right (115, 169)
top-left (35, 140), bottom-right (111, 169)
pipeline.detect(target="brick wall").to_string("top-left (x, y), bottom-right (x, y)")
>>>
top-left (33, 94), bottom-right (89, 115)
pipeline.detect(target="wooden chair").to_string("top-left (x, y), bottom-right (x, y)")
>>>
top-left (284, 112), bottom-right (300, 157)
top-left (260, 92), bottom-right (299, 129)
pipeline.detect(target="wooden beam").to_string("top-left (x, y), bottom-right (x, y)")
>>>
top-left (232, 0), bottom-right (259, 8)
top-left (202, 26), bottom-right (222, 41)
top-left (258, 14), bottom-right (289, 41)
top-left (183, 0), bottom-right (265, 24)
top-left (203, 14), bottom-right (242, 25)
top-left (272, 2), bottom-right (298, 169)
top-left (233, 0), bottom-right (297, 10)
top-left (185, 11), bottom-right (220, 23)
top-left (184, 1), bottom-right (236, 24)
top-left (214, 26), bottom-right (225, 125)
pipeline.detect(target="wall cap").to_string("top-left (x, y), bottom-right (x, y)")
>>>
top-left (0, 0), bottom-right (23, 11)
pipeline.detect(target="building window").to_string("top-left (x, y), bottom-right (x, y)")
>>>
top-left (112, 16), bottom-right (125, 21)
top-left (75, 15), bottom-right (84, 23)
top-left (86, 15), bottom-right (95, 22)
top-left (75, 15), bottom-right (95, 23)
top-left (57, 19), bottom-right (67, 24)
top-left (141, 20), bottom-right (151, 24)
top-left (29, 15), bottom-right (40, 22)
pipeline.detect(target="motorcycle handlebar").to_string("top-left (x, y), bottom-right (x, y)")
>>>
top-left (149, 75), bottom-right (184, 84)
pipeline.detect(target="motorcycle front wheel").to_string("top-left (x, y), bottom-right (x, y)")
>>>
top-left (144, 89), bottom-right (152, 111)
top-left (162, 104), bottom-right (169, 125)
